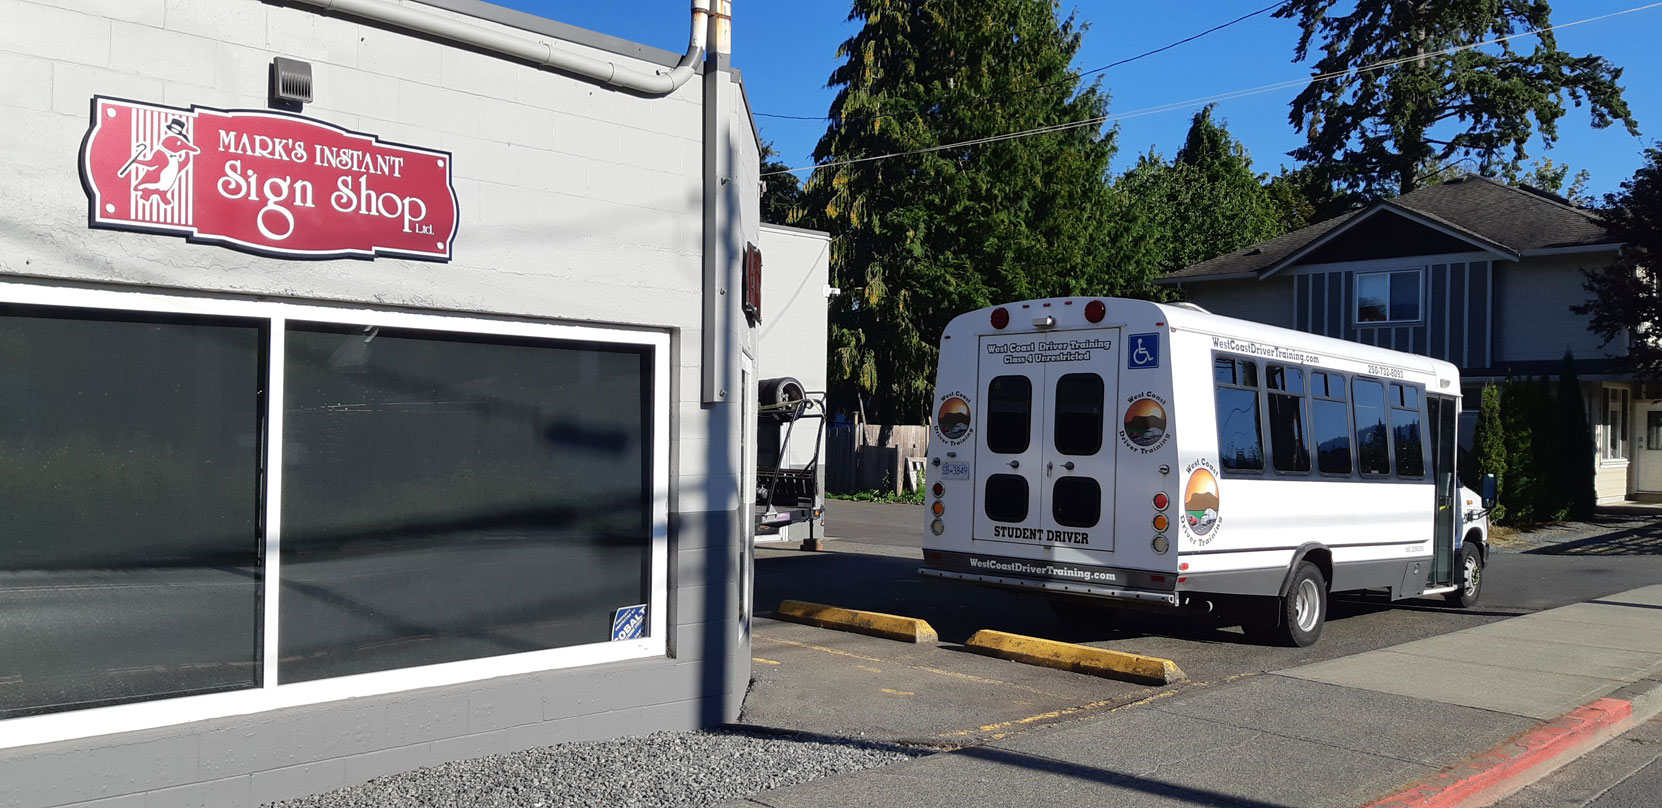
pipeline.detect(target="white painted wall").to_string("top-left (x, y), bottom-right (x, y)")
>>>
top-left (758, 223), bottom-right (830, 470)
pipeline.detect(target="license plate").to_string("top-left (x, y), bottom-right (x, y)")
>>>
top-left (939, 461), bottom-right (970, 480)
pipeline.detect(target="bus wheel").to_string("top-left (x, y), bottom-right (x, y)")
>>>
top-left (1445, 543), bottom-right (1483, 608)
top-left (1263, 562), bottom-right (1327, 647)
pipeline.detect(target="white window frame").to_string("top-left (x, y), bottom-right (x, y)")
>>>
top-left (1354, 268), bottom-right (1423, 325)
top-left (0, 280), bottom-right (671, 750)
top-left (1603, 385), bottom-right (1631, 464)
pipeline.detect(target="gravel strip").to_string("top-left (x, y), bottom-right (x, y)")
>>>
top-left (1490, 505), bottom-right (1662, 554)
top-left (264, 727), bottom-right (928, 808)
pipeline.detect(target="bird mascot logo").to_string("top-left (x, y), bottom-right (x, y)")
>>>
top-left (118, 117), bottom-right (198, 205)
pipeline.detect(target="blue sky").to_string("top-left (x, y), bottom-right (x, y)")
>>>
top-left (510, 1), bottom-right (1661, 199)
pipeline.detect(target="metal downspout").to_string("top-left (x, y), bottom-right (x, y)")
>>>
top-left (288, 0), bottom-right (710, 95)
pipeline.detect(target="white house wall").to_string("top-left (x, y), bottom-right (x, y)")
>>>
top-left (758, 223), bottom-right (831, 470)
top-left (0, 0), bottom-right (757, 805)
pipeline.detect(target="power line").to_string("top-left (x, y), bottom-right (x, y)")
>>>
top-left (752, 2), bottom-right (1281, 124)
top-left (762, 1), bottom-right (1662, 178)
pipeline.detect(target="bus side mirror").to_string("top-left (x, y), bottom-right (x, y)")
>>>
top-left (1481, 473), bottom-right (1497, 510)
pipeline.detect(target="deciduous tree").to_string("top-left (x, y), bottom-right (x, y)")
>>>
top-left (1576, 144), bottom-right (1662, 378)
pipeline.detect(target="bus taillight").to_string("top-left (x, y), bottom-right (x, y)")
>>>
top-left (1085, 300), bottom-right (1106, 322)
top-left (990, 307), bottom-right (1010, 329)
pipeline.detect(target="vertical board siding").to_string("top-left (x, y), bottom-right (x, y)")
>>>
top-left (1449, 262), bottom-right (1467, 368)
top-left (1311, 273), bottom-right (1327, 335)
top-left (1431, 263), bottom-right (1448, 362)
top-left (1327, 271), bottom-right (1344, 338)
top-left (1296, 274), bottom-right (1310, 332)
top-left (1468, 261), bottom-right (1489, 369)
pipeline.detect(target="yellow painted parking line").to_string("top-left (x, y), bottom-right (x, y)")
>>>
top-left (775, 600), bottom-right (939, 643)
top-left (752, 657), bottom-right (781, 665)
top-left (966, 630), bottom-right (1186, 685)
top-left (880, 688), bottom-right (915, 696)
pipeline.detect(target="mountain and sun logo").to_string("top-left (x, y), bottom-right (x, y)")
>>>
top-left (1183, 465), bottom-right (1220, 540)
top-left (937, 395), bottom-right (971, 443)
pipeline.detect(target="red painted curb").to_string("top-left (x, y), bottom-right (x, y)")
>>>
top-left (1362, 697), bottom-right (1635, 808)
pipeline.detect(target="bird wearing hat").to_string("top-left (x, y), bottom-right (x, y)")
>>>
top-left (122, 118), bottom-right (200, 204)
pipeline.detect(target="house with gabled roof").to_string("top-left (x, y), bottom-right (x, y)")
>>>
top-left (1159, 174), bottom-right (1652, 503)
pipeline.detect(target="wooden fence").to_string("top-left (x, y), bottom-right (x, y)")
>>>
top-left (826, 423), bottom-right (930, 495)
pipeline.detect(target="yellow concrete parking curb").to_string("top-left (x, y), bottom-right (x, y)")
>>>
top-left (775, 600), bottom-right (939, 643)
top-left (965, 629), bottom-right (1185, 685)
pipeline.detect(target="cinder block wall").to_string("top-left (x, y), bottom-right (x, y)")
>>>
top-left (0, 0), bottom-right (754, 805)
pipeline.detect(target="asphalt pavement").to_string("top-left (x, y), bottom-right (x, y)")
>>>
top-left (731, 501), bottom-right (1662, 807)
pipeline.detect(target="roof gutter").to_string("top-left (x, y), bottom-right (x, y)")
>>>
top-left (1518, 243), bottom-right (1624, 258)
top-left (288, 0), bottom-right (709, 95)
top-left (1154, 271), bottom-right (1262, 285)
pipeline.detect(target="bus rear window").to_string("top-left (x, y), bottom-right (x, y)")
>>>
top-left (1053, 373), bottom-right (1104, 456)
top-left (986, 375), bottom-right (1032, 454)
top-left (984, 474), bottom-right (1029, 523)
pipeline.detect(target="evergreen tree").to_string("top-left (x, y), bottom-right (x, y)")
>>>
top-left (1276, 0), bottom-right (1638, 200)
top-left (1576, 144), bottom-right (1662, 378)
top-left (759, 142), bottom-right (804, 226)
top-left (802, 0), bottom-right (1159, 422)
top-left (1556, 350), bottom-right (1597, 520)
top-left (1474, 383), bottom-right (1507, 523)
top-left (1118, 106), bottom-right (1285, 272)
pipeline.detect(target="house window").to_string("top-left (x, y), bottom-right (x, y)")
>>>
top-left (1603, 386), bottom-right (1631, 461)
top-left (1356, 270), bottom-right (1421, 323)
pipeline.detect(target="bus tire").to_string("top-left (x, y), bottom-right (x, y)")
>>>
top-left (1264, 561), bottom-right (1326, 647)
top-left (1445, 543), bottom-right (1483, 608)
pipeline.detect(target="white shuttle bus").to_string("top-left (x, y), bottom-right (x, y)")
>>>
top-left (920, 297), bottom-right (1492, 646)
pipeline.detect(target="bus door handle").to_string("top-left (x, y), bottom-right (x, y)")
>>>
top-left (1008, 460), bottom-right (1020, 469)
top-left (1061, 462), bottom-right (1075, 471)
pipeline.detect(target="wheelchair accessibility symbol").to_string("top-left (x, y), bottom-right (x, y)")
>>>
top-left (1128, 332), bottom-right (1160, 369)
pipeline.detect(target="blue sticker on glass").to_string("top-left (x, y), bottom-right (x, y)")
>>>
top-left (611, 604), bottom-right (647, 641)
top-left (1128, 332), bottom-right (1160, 369)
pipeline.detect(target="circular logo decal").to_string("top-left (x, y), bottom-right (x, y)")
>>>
top-left (1123, 396), bottom-right (1168, 448)
top-left (1183, 467), bottom-right (1220, 541)
top-left (937, 395), bottom-right (971, 443)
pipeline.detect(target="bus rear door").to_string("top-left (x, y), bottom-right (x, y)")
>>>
top-left (974, 329), bottom-right (1120, 554)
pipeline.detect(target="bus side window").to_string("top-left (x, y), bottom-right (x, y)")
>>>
top-left (1352, 378), bottom-right (1392, 476)
top-left (1311, 371), bottom-right (1353, 475)
top-left (1267, 365), bottom-right (1311, 473)
top-left (1215, 355), bottom-right (1265, 472)
top-left (1390, 383), bottom-right (1425, 477)
top-left (986, 375), bottom-right (1032, 454)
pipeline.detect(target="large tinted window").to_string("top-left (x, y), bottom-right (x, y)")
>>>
top-left (1267, 365), bottom-right (1311, 473)
top-left (1353, 378), bottom-right (1392, 476)
top-left (986, 375), bottom-right (1032, 454)
top-left (0, 305), bottom-right (264, 718)
top-left (279, 325), bottom-right (653, 683)
top-left (1053, 373), bottom-right (1104, 456)
top-left (1214, 356), bottom-right (1264, 472)
top-left (1391, 383), bottom-right (1425, 477)
top-left (1311, 371), bottom-right (1353, 475)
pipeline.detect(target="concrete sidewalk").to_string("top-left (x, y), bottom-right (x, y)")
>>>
top-left (724, 586), bottom-right (1662, 808)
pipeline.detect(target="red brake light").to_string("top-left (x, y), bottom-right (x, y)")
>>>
top-left (932, 482), bottom-right (944, 497)
top-left (1153, 492), bottom-right (1169, 510)
top-left (990, 307), bottom-right (1010, 329)
top-left (1085, 300), bottom-right (1106, 323)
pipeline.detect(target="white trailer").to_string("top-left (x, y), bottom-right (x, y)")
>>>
top-left (920, 297), bottom-right (1492, 646)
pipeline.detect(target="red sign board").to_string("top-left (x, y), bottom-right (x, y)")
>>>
top-left (80, 96), bottom-right (458, 262)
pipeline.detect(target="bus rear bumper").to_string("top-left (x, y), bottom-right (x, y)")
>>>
top-left (919, 567), bottom-right (1179, 606)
